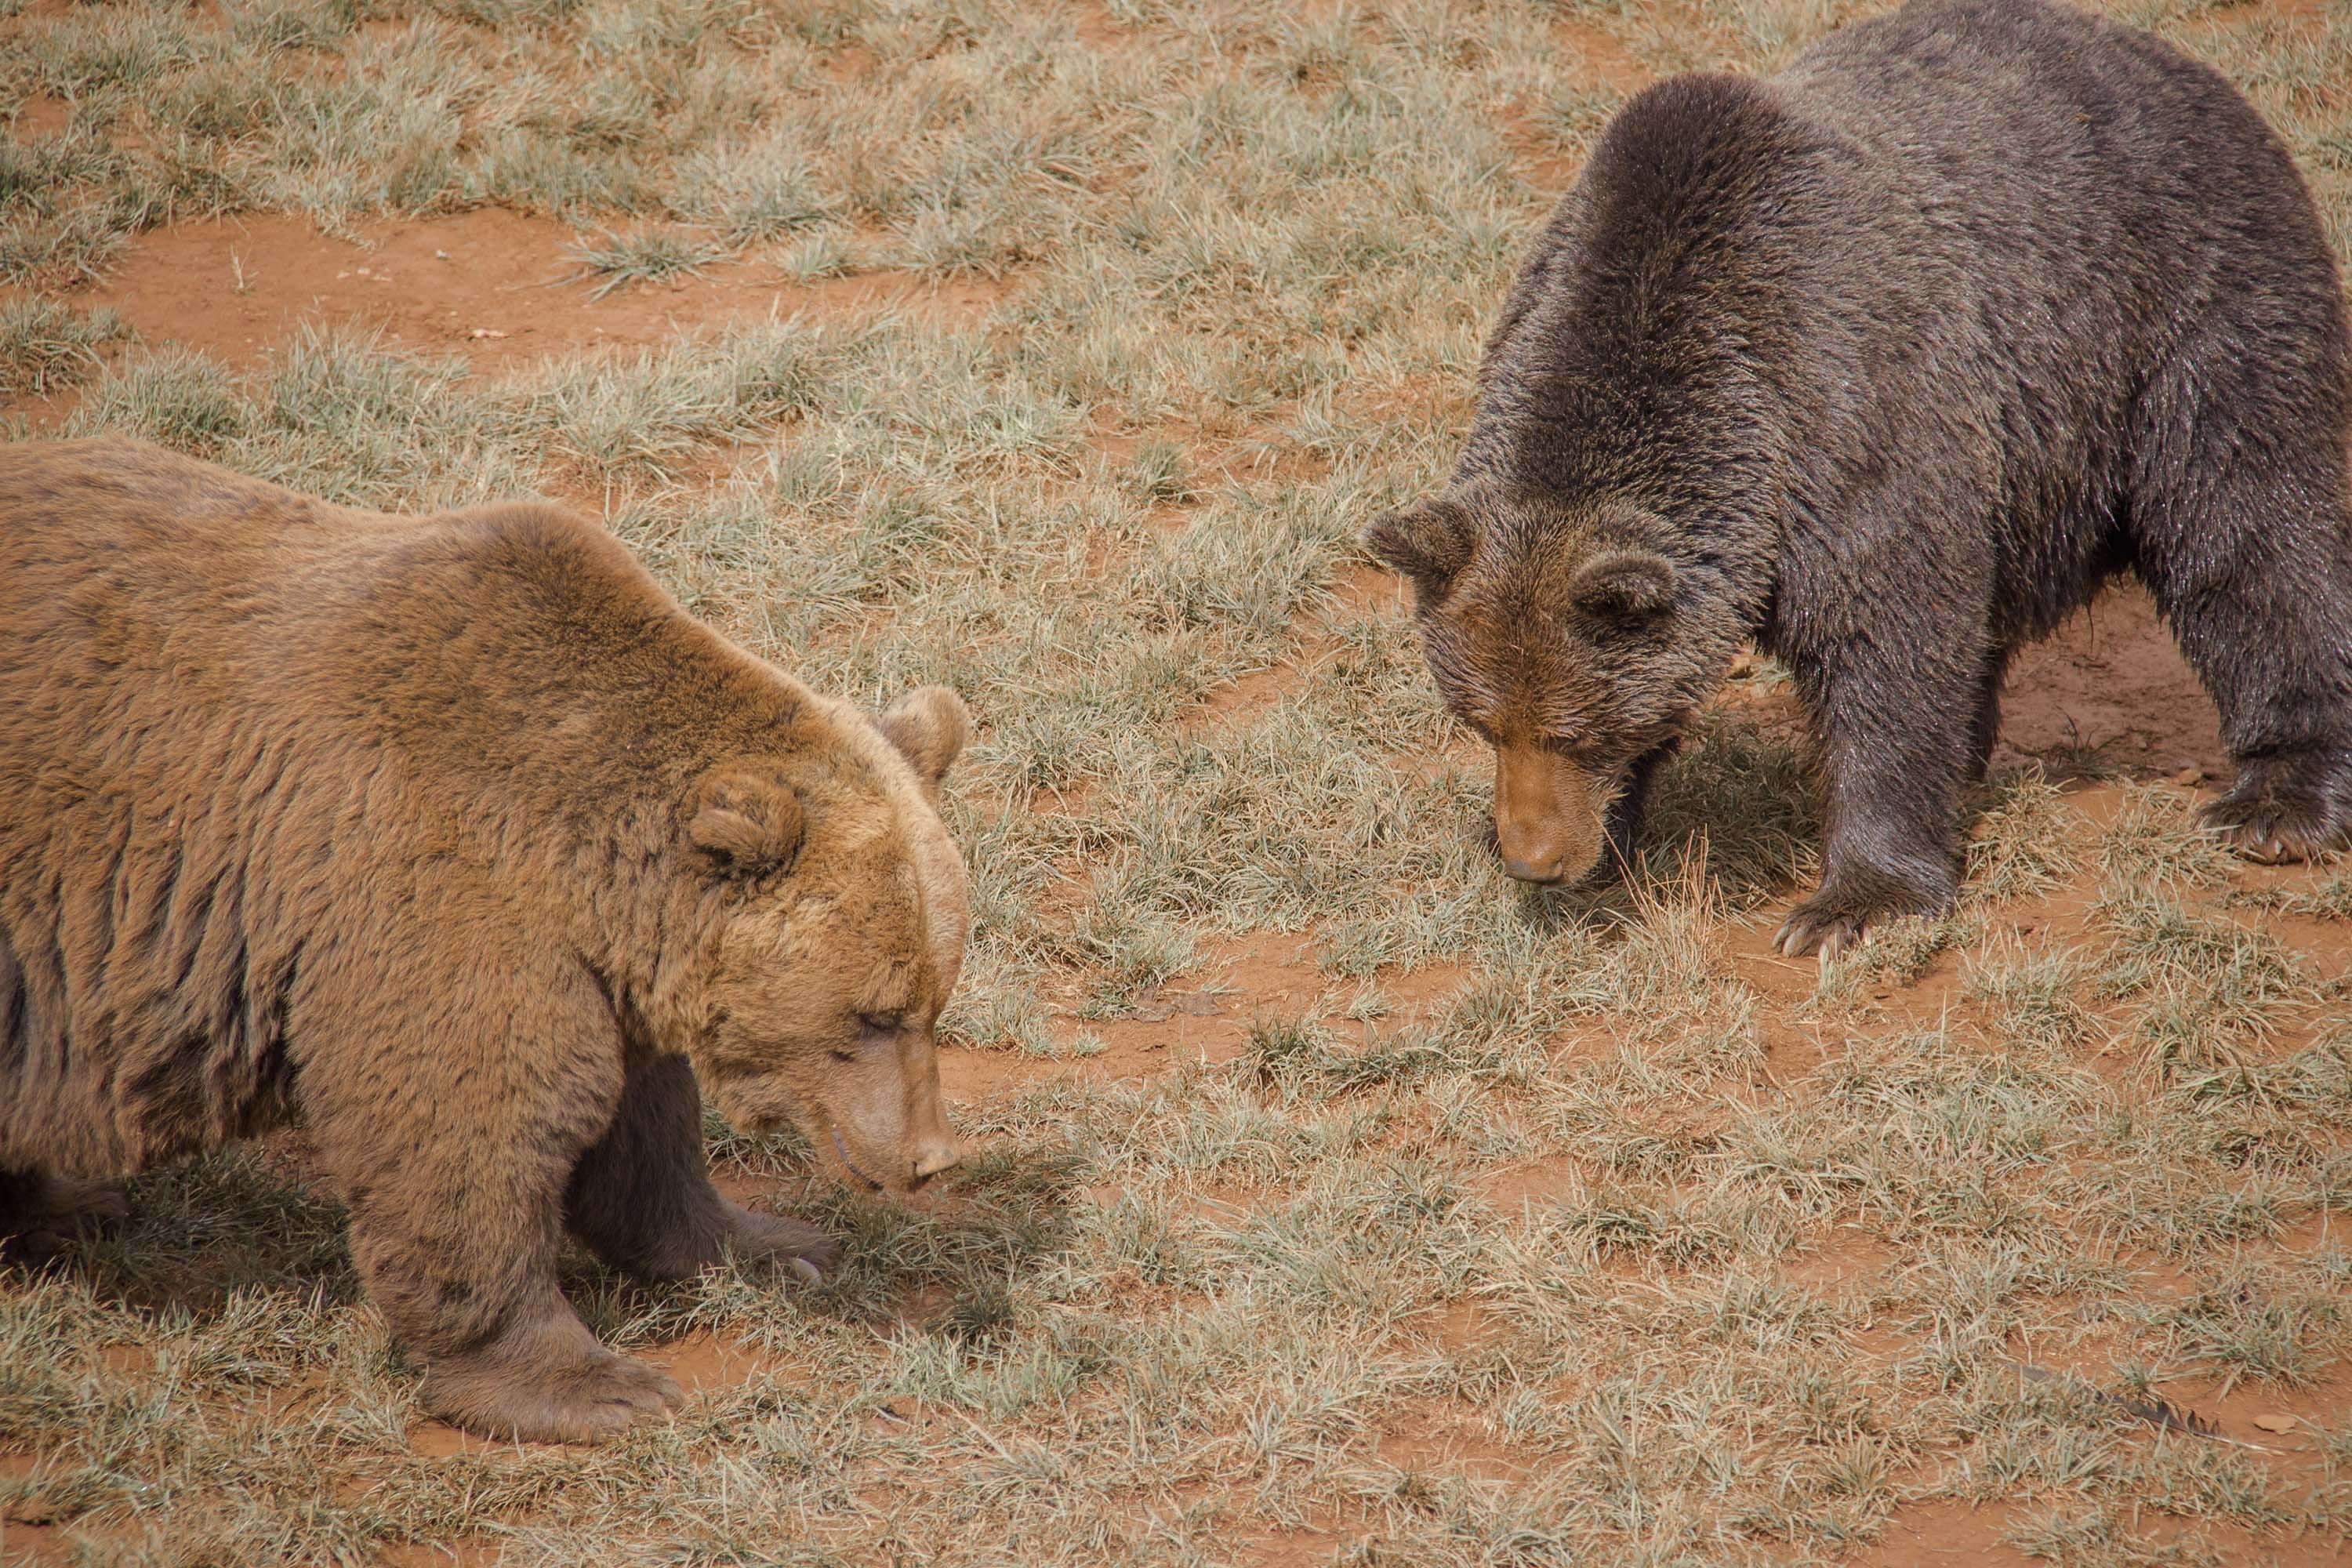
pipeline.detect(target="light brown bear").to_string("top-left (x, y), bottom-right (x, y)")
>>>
top-left (0, 437), bottom-right (971, 1443)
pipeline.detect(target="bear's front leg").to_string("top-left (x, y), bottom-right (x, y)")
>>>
top-left (1598, 743), bottom-right (1673, 880)
top-left (1773, 648), bottom-right (1976, 960)
top-left (566, 1045), bottom-right (837, 1283)
top-left (300, 962), bottom-right (684, 1443)
top-left (333, 1156), bottom-right (684, 1443)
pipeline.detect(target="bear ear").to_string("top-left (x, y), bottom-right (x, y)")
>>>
top-left (1362, 496), bottom-right (1477, 594)
top-left (688, 769), bottom-right (806, 880)
top-left (879, 684), bottom-right (969, 797)
top-left (1570, 549), bottom-right (1677, 623)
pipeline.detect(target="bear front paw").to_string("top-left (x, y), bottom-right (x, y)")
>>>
top-left (37, 1175), bottom-right (131, 1233)
top-left (423, 1341), bottom-right (682, 1445)
top-left (1, 1174), bottom-right (130, 1265)
top-left (2200, 766), bottom-right (2348, 865)
top-left (723, 1203), bottom-right (840, 1283)
top-left (1773, 869), bottom-right (1951, 962)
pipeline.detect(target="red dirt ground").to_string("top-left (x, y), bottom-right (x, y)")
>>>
top-left (5, 206), bottom-right (1007, 395)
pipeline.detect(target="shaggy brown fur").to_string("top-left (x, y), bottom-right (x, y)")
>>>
top-left (0, 437), bottom-right (972, 1442)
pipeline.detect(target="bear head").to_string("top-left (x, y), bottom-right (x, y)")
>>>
top-left (670, 684), bottom-right (972, 1194)
top-left (1365, 482), bottom-right (1735, 885)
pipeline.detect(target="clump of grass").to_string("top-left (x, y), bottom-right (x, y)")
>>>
top-left (1813, 907), bottom-right (1979, 997)
top-left (2239, 868), bottom-right (2352, 922)
top-left (2099, 783), bottom-right (2236, 891)
top-left (2093, 885), bottom-right (2309, 1076)
top-left (674, 142), bottom-right (834, 245)
top-left (0, 189), bottom-right (155, 283)
top-left (1966, 766), bottom-right (2078, 901)
top-left (1537, 82), bottom-right (1624, 150)
top-left (1121, 437), bottom-right (1194, 503)
top-left (561, 227), bottom-right (733, 299)
top-left (1965, 935), bottom-right (2097, 1051)
top-left (0, 296), bottom-right (129, 394)
top-left (777, 228), bottom-right (858, 281)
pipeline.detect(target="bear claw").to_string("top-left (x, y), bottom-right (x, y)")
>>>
top-left (2198, 798), bottom-right (2338, 865)
top-left (2198, 759), bottom-right (2349, 865)
top-left (1775, 870), bottom-right (1949, 963)
top-left (1773, 906), bottom-right (1869, 962)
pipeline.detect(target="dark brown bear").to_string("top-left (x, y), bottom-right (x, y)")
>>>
top-left (1, 437), bottom-right (972, 1441)
top-left (1366, 0), bottom-right (2352, 957)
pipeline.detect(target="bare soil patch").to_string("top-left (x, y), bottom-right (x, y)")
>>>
top-left (40, 210), bottom-right (1011, 383)
top-left (1995, 584), bottom-right (2229, 780)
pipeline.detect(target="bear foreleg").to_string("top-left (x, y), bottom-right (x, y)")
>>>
top-left (1774, 641), bottom-right (1978, 960)
top-left (564, 1045), bottom-right (837, 1283)
top-left (300, 956), bottom-right (683, 1443)
top-left (1596, 744), bottom-right (1672, 882)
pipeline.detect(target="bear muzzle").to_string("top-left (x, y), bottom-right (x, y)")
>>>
top-left (1494, 742), bottom-right (1606, 885)
top-left (826, 1121), bottom-right (961, 1194)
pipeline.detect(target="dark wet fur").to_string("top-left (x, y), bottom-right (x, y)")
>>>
top-left (1367, 0), bottom-right (2352, 954)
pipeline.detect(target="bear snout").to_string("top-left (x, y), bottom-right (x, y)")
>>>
top-left (1494, 743), bottom-right (1603, 886)
top-left (1502, 849), bottom-right (1569, 885)
top-left (908, 1135), bottom-right (962, 1189)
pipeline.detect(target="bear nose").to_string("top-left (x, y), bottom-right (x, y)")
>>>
top-left (1496, 815), bottom-right (1570, 884)
top-left (909, 1138), bottom-right (961, 1189)
top-left (1502, 853), bottom-right (1567, 884)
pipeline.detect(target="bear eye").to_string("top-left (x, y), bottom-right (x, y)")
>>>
top-left (857, 1012), bottom-right (902, 1038)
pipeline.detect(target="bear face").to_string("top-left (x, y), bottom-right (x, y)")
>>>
top-left (1366, 484), bottom-right (1736, 885)
top-left (673, 686), bottom-right (971, 1193)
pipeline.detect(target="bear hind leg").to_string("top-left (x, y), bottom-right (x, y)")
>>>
top-left (2130, 347), bottom-right (2352, 862)
top-left (565, 1046), bottom-right (837, 1283)
top-left (2136, 510), bottom-right (2352, 862)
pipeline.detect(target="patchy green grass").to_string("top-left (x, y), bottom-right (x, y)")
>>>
top-left (4, 0), bottom-right (2351, 1564)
